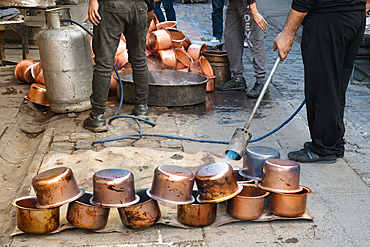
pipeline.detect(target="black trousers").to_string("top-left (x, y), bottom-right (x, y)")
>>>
top-left (91, 0), bottom-right (148, 115)
top-left (301, 10), bottom-right (365, 156)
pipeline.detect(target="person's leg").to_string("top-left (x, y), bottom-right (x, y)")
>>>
top-left (212, 0), bottom-right (225, 40)
top-left (154, 1), bottom-right (165, 22)
top-left (163, 0), bottom-right (176, 21)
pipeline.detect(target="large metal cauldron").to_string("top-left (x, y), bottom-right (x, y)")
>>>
top-left (37, 8), bottom-right (93, 113)
top-left (115, 70), bottom-right (208, 106)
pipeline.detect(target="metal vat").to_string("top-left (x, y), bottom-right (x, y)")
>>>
top-left (202, 51), bottom-right (231, 87)
top-left (37, 8), bottom-right (93, 113)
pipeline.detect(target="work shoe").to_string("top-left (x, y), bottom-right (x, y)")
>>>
top-left (244, 40), bottom-right (249, 48)
top-left (304, 142), bottom-right (344, 158)
top-left (210, 37), bottom-right (222, 42)
top-left (132, 104), bottom-right (148, 117)
top-left (83, 113), bottom-right (108, 133)
top-left (288, 144), bottom-right (337, 163)
top-left (246, 81), bottom-right (269, 98)
top-left (216, 77), bottom-right (246, 91)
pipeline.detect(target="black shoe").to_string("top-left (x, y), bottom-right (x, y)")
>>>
top-left (246, 81), bottom-right (269, 98)
top-left (288, 144), bottom-right (337, 163)
top-left (304, 142), bottom-right (344, 158)
top-left (83, 113), bottom-right (108, 133)
top-left (132, 104), bottom-right (148, 117)
top-left (216, 77), bottom-right (246, 91)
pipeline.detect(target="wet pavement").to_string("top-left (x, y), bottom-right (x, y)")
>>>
top-left (0, 0), bottom-right (370, 246)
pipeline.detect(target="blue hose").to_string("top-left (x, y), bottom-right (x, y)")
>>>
top-left (64, 18), bottom-right (306, 146)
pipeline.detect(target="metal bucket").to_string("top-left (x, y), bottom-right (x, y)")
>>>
top-left (202, 51), bottom-right (231, 86)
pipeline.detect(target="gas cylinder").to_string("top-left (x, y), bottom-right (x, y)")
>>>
top-left (37, 8), bottom-right (93, 113)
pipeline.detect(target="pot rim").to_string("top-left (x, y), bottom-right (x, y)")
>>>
top-left (36, 189), bottom-right (85, 208)
top-left (271, 185), bottom-right (312, 196)
top-left (146, 188), bottom-right (195, 205)
top-left (90, 194), bottom-right (140, 208)
top-left (12, 195), bottom-right (59, 210)
top-left (197, 184), bottom-right (243, 203)
top-left (238, 168), bottom-right (262, 181)
top-left (235, 184), bottom-right (269, 199)
top-left (257, 184), bottom-right (303, 194)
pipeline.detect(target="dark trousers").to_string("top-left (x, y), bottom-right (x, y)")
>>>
top-left (154, 0), bottom-right (176, 23)
top-left (91, 0), bottom-right (148, 115)
top-left (301, 10), bottom-right (365, 156)
top-left (212, 0), bottom-right (225, 39)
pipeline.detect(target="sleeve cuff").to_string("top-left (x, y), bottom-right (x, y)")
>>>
top-left (248, 0), bottom-right (256, 6)
top-left (291, 2), bottom-right (310, 13)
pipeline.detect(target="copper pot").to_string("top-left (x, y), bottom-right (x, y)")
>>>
top-left (14, 59), bottom-right (35, 84)
top-left (158, 49), bottom-right (177, 68)
top-left (148, 13), bottom-right (159, 33)
top-left (166, 28), bottom-right (186, 49)
top-left (149, 29), bottom-right (172, 51)
top-left (175, 48), bottom-right (193, 67)
top-left (31, 62), bottom-right (45, 85)
top-left (195, 163), bottom-right (242, 203)
top-left (156, 21), bottom-right (176, 30)
top-left (67, 191), bottom-right (110, 230)
top-left (226, 184), bottom-right (269, 220)
top-left (269, 186), bottom-right (311, 217)
top-left (182, 36), bottom-right (192, 50)
top-left (12, 196), bottom-right (59, 234)
top-left (177, 190), bottom-right (217, 227)
top-left (147, 165), bottom-right (195, 204)
top-left (258, 159), bottom-right (302, 193)
top-left (202, 51), bottom-right (229, 63)
top-left (118, 188), bottom-right (161, 229)
top-left (91, 169), bottom-right (139, 208)
top-left (25, 83), bottom-right (50, 106)
top-left (187, 44), bottom-right (207, 61)
top-left (32, 167), bottom-right (84, 209)
top-left (189, 59), bottom-right (203, 75)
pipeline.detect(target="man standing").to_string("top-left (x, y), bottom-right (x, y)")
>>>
top-left (274, 0), bottom-right (370, 162)
top-left (83, 0), bottom-right (151, 133)
top-left (211, 0), bottom-right (225, 42)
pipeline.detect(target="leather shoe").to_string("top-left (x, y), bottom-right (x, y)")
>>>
top-left (288, 144), bottom-right (337, 163)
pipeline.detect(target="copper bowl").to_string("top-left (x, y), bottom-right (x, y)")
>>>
top-left (269, 186), bottom-right (312, 217)
top-left (158, 48), bottom-right (177, 68)
top-left (187, 43), bottom-right (207, 61)
top-left (91, 169), bottom-right (140, 208)
top-left (32, 167), bottom-right (84, 209)
top-left (258, 159), bottom-right (302, 193)
top-left (25, 83), bottom-right (50, 106)
top-left (175, 48), bottom-right (193, 67)
top-left (147, 165), bottom-right (195, 204)
top-left (149, 29), bottom-right (172, 51)
top-left (118, 188), bottom-right (161, 229)
top-left (12, 196), bottom-right (60, 234)
top-left (239, 146), bottom-right (280, 181)
top-left (156, 21), bottom-right (176, 30)
top-left (195, 163), bottom-right (243, 203)
top-left (166, 28), bottom-right (186, 49)
top-left (67, 191), bottom-right (110, 230)
top-left (14, 59), bottom-right (35, 84)
top-left (226, 184), bottom-right (269, 220)
top-left (177, 190), bottom-right (217, 227)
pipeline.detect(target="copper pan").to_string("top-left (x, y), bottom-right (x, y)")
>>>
top-left (187, 44), bottom-right (207, 61)
top-left (269, 186), bottom-right (312, 217)
top-left (189, 59), bottom-right (203, 75)
top-left (14, 59), bottom-right (35, 84)
top-left (175, 48), bottom-right (193, 67)
top-left (149, 29), bottom-right (172, 51)
top-left (25, 83), bottom-right (50, 106)
top-left (32, 167), bottom-right (84, 208)
top-left (12, 196), bottom-right (60, 234)
top-left (177, 190), bottom-right (217, 227)
top-left (182, 36), bottom-right (192, 50)
top-left (166, 28), bottom-right (186, 49)
top-left (158, 49), bottom-right (177, 68)
top-left (118, 188), bottom-right (161, 229)
top-left (67, 191), bottom-right (110, 230)
top-left (226, 184), bottom-right (269, 220)
top-left (156, 21), bottom-right (176, 30)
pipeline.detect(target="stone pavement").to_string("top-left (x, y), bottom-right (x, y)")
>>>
top-left (0, 0), bottom-right (370, 246)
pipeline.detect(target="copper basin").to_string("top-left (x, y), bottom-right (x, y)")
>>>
top-left (149, 29), bottom-right (172, 51)
top-left (25, 83), bottom-right (50, 106)
top-left (147, 165), bottom-right (195, 204)
top-left (226, 184), bottom-right (269, 220)
top-left (118, 188), bottom-right (161, 229)
top-left (67, 191), bottom-right (110, 230)
top-left (258, 159), bottom-right (302, 193)
top-left (195, 163), bottom-right (242, 203)
top-left (32, 167), bottom-right (84, 209)
top-left (177, 190), bottom-right (217, 227)
top-left (269, 186), bottom-right (312, 217)
top-left (14, 59), bottom-right (35, 84)
top-left (187, 44), bottom-right (207, 61)
top-left (91, 169), bottom-right (139, 208)
top-left (12, 196), bottom-right (60, 234)
top-left (166, 28), bottom-right (186, 48)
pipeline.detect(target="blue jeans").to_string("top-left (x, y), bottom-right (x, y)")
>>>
top-left (212, 0), bottom-right (225, 39)
top-left (154, 0), bottom-right (176, 23)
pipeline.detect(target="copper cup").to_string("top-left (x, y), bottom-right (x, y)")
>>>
top-left (166, 28), bottom-right (186, 49)
top-left (269, 186), bottom-right (312, 217)
top-left (67, 191), bottom-right (110, 230)
top-left (91, 169), bottom-right (140, 208)
top-left (12, 196), bottom-right (60, 234)
top-left (226, 184), bottom-right (269, 220)
top-left (149, 29), bottom-right (172, 51)
top-left (177, 190), bottom-right (217, 227)
top-left (25, 83), bottom-right (50, 106)
top-left (118, 188), bottom-right (161, 229)
top-left (187, 43), bottom-right (207, 61)
top-left (32, 167), bottom-right (84, 209)
top-left (195, 163), bottom-right (243, 203)
top-left (14, 59), bottom-right (35, 84)
top-left (258, 159), bottom-right (302, 193)
top-left (147, 165), bottom-right (195, 204)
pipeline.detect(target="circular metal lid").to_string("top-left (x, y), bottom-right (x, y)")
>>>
top-left (246, 146), bottom-right (280, 157)
top-left (95, 169), bottom-right (132, 180)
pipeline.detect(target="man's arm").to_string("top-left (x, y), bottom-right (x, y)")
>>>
top-left (273, 8), bottom-right (307, 61)
top-left (249, 2), bottom-right (268, 31)
top-left (88, 0), bottom-right (101, 26)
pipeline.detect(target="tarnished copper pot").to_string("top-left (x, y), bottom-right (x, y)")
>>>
top-left (67, 191), bottom-right (110, 230)
top-left (226, 184), bottom-right (269, 220)
top-left (177, 190), bottom-right (217, 227)
top-left (32, 167), bottom-right (84, 208)
top-left (118, 188), bottom-right (161, 229)
top-left (166, 28), bottom-right (186, 49)
top-left (147, 165), bottom-right (195, 204)
top-left (195, 163), bottom-right (242, 203)
top-left (25, 83), bottom-right (50, 106)
top-left (187, 44), bottom-right (207, 61)
top-left (12, 196), bottom-right (60, 234)
top-left (269, 186), bottom-right (312, 217)
top-left (149, 29), bottom-right (172, 51)
top-left (258, 159), bottom-right (302, 193)
top-left (14, 59), bottom-right (35, 84)
top-left (91, 169), bottom-right (139, 208)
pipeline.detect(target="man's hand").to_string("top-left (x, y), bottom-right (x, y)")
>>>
top-left (88, 0), bottom-right (101, 26)
top-left (273, 31), bottom-right (294, 61)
